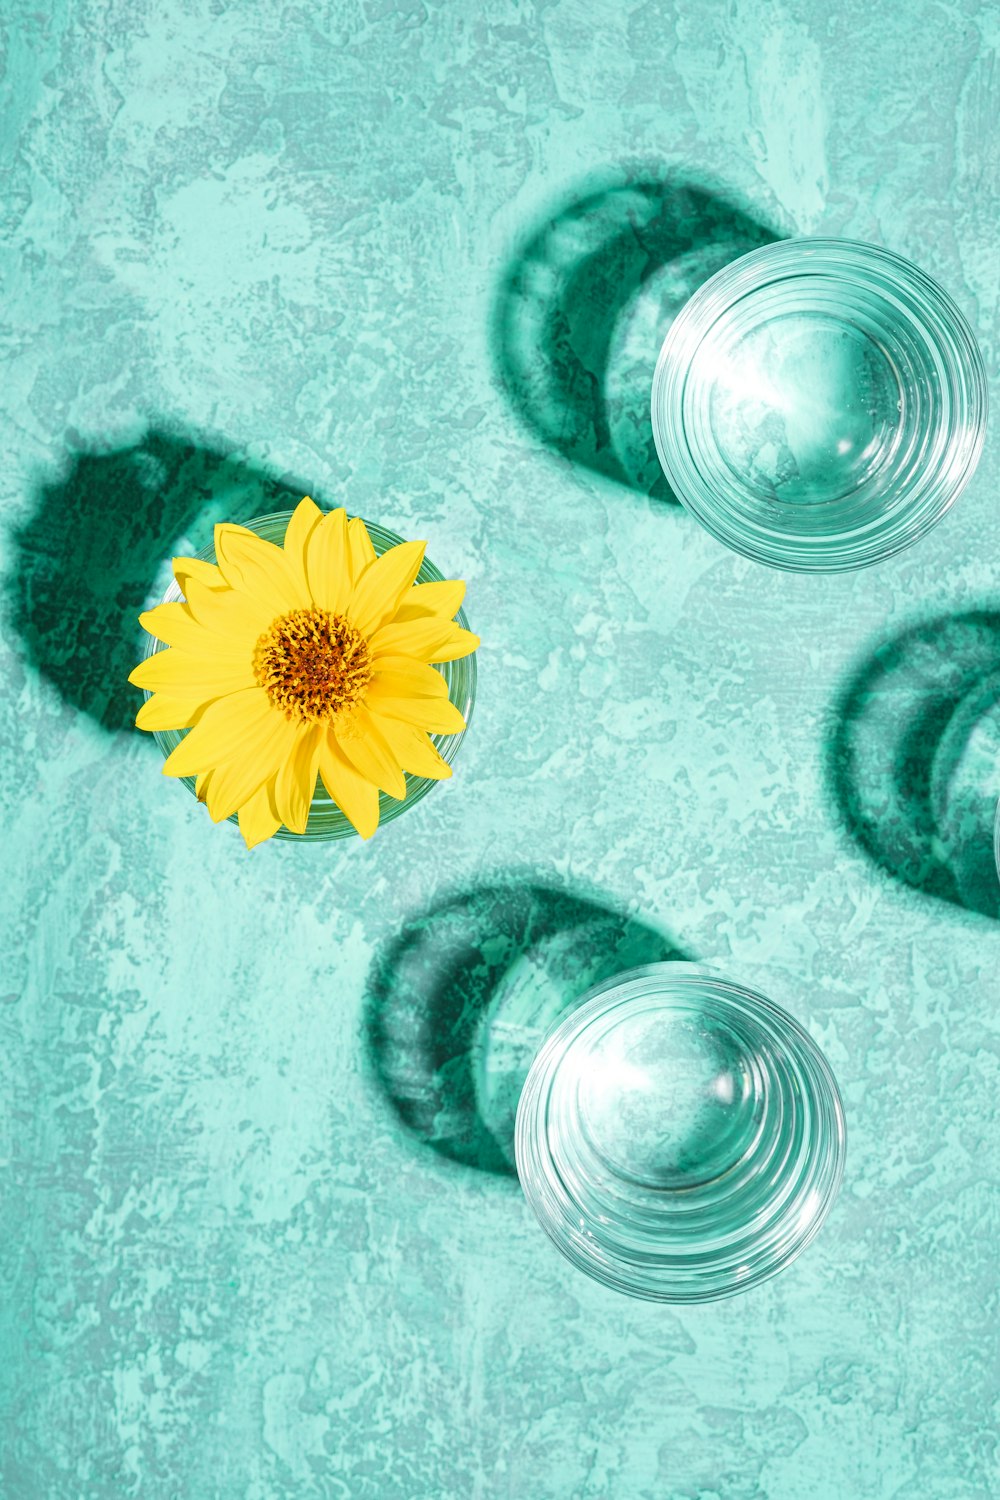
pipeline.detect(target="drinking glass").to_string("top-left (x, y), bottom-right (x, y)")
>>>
top-left (651, 239), bottom-right (987, 571)
top-left (515, 962), bottom-right (846, 1302)
top-left (141, 512), bottom-right (476, 839)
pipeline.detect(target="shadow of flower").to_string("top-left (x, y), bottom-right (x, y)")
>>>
top-left (491, 170), bottom-right (780, 498)
top-left (363, 878), bottom-right (688, 1179)
top-left (825, 610), bottom-right (1000, 919)
top-left (8, 432), bottom-right (311, 733)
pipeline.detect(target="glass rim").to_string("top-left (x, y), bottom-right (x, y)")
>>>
top-left (651, 236), bottom-right (989, 573)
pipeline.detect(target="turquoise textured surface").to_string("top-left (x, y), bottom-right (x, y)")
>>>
top-left (2, 2), bottom-right (998, 1497)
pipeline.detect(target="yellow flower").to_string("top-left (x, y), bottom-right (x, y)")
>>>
top-left (129, 498), bottom-right (479, 848)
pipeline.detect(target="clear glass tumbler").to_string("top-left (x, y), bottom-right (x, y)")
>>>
top-left (515, 962), bottom-right (846, 1302)
top-left (651, 239), bottom-right (987, 571)
top-left (141, 511), bottom-right (477, 840)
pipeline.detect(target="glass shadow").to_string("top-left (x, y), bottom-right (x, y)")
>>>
top-left (491, 171), bottom-right (780, 498)
top-left (363, 880), bottom-right (688, 1179)
top-left (8, 431), bottom-right (310, 733)
top-left (825, 610), bottom-right (1000, 919)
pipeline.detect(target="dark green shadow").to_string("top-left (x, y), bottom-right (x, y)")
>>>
top-left (491, 169), bottom-right (780, 498)
top-left (363, 878), bottom-right (689, 1180)
top-left (825, 610), bottom-right (1000, 919)
top-left (8, 431), bottom-right (311, 733)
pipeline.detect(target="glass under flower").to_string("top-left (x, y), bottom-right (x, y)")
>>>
top-left (130, 500), bottom-right (479, 847)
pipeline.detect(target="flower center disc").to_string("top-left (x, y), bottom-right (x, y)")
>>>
top-left (253, 608), bottom-right (372, 723)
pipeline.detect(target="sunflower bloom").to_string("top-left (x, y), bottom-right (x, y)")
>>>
top-left (129, 498), bottom-right (479, 847)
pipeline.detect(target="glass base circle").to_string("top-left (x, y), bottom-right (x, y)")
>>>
top-left (515, 963), bottom-right (846, 1303)
top-left (141, 511), bottom-right (477, 841)
top-left (707, 312), bottom-right (904, 506)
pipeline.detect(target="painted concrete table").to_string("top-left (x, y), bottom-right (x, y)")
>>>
top-left (2, 1), bottom-right (998, 1496)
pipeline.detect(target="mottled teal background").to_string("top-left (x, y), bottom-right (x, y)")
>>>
top-left (2, 1), bottom-right (999, 1496)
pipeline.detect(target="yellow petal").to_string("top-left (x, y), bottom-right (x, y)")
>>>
top-left (238, 778), bottom-right (283, 849)
top-left (390, 580), bottom-right (466, 623)
top-left (183, 580), bottom-right (273, 647)
top-left (334, 705), bottom-right (407, 799)
top-left (172, 568), bottom-right (272, 645)
top-left (175, 572), bottom-right (234, 617)
top-left (135, 693), bottom-right (204, 731)
top-left (368, 656), bottom-right (449, 698)
top-left (129, 646), bottom-right (256, 697)
top-left (282, 497), bottom-right (325, 596)
top-left (425, 628), bottom-right (479, 663)
top-left (213, 524), bottom-right (304, 615)
top-left (347, 516), bottom-right (377, 583)
top-left (363, 685), bottom-right (467, 734)
top-left (203, 708), bottom-right (301, 823)
top-left (371, 715), bottom-right (452, 781)
top-left (318, 732), bottom-right (380, 838)
top-left (306, 507), bottom-right (351, 613)
top-left (273, 723), bottom-right (323, 835)
top-left (347, 539), bottom-right (426, 637)
top-left (370, 618), bottom-right (479, 664)
top-left (139, 601), bottom-right (224, 654)
top-left (163, 687), bottom-right (277, 777)
top-left (195, 770), bottom-right (213, 803)
top-left (174, 556), bottom-right (225, 592)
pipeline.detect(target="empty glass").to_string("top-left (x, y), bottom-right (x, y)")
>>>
top-left (515, 962), bottom-right (846, 1302)
top-left (651, 239), bottom-right (987, 571)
